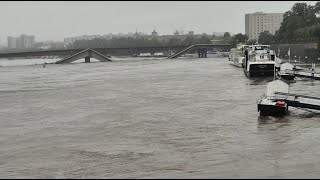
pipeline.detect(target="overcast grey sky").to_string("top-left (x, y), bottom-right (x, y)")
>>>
top-left (0, 1), bottom-right (317, 44)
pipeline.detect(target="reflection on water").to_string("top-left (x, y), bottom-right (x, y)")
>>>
top-left (247, 77), bottom-right (274, 85)
top-left (258, 115), bottom-right (290, 124)
top-left (0, 57), bottom-right (320, 178)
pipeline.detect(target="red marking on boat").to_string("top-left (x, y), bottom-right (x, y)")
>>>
top-left (275, 101), bottom-right (286, 106)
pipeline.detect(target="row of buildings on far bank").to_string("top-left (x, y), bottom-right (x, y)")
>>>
top-left (5, 12), bottom-right (285, 50)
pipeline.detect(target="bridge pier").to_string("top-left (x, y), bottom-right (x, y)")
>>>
top-left (197, 49), bottom-right (207, 58)
top-left (85, 56), bottom-right (90, 63)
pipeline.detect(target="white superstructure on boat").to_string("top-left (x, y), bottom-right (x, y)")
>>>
top-left (229, 44), bottom-right (250, 67)
top-left (243, 45), bottom-right (276, 77)
top-left (258, 79), bottom-right (289, 116)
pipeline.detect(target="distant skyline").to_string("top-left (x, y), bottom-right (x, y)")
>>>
top-left (0, 1), bottom-right (317, 45)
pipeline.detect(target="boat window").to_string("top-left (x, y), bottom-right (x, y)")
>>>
top-left (271, 55), bottom-right (275, 61)
top-left (255, 46), bottom-right (269, 51)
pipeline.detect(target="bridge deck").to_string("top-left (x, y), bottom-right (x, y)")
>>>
top-left (0, 44), bottom-right (230, 58)
top-left (55, 48), bottom-right (112, 64)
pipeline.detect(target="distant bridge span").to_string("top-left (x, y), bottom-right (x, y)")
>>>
top-left (0, 44), bottom-right (230, 59)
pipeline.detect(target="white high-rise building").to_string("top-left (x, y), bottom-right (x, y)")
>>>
top-left (245, 12), bottom-right (284, 40)
top-left (7, 34), bottom-right (35, 49)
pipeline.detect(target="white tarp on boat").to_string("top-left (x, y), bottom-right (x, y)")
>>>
top-left (266, 79), bottom-right (289, 97)
top-left (280, 62), bottom-right (294, 72)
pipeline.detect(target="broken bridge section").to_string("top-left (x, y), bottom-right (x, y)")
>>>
top-left (55, 48), bottom-right (112, 64)
top-left (167, 44), bottom-right (226, 59)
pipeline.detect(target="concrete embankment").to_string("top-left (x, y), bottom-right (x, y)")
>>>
top-left (271, 42), bottom-right (320, 63)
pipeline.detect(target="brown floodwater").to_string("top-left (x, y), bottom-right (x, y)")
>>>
top-left (0, 57), bottom-right (320, 178)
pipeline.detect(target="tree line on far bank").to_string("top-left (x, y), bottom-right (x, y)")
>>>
top-left (1, 2), bottom-right (318, 53)
top-left (71, 35), bottom-right (213, 49)
top-left (71, 2), bottom-right (319, 49)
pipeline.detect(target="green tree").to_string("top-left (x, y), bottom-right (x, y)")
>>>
top-left (234, 33), bottom-right (248, 43)
top-left (258, 31), bottom-right (275, 44)
top-left (223, 32), bottom-right (231, 39)
top-left (183, 35), bottom-right (197, 45)
top-left (228, 33), bottom-right (248, 48)
top-left (275, 2), bottom-right (319, 42)
top-left (315, 3), bottom-right (320, 27)
top-left (198, 35), bottom-right (212, 44)
top-left (315, 1), bottom-right (320, 17)
top-left (165, 38), bottom-right (182, 46)
top-left (246, 39), bottom-right (257, 45)
top-left (214, 35), bottom-right (224, 40)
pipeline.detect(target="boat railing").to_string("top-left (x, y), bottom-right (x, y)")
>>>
top-left (258, 94), bottom-right (275, 104)
top-left (266, 95), bottom-right (277, 100)
top-left (258, 93), bottom-right (288, 105)
top-left (260, 93), bottom-right (287, 101)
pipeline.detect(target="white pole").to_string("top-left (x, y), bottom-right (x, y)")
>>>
top-left (289, 55), bottom-right (290, 63)
top-left (274, 54), bottom-right (276, 80)
top-left (274, 61), bottom-right (276, 80)
top-left (288, 48), bottom-right (291, 64)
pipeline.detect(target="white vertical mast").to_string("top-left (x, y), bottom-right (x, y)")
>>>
top-left (274, 57), bottom-right (276, 80)
top-left (288, 48), bottom-right (291, 64)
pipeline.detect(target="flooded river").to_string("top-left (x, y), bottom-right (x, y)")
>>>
top-left (1, 57), bottom-right (320, 178)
